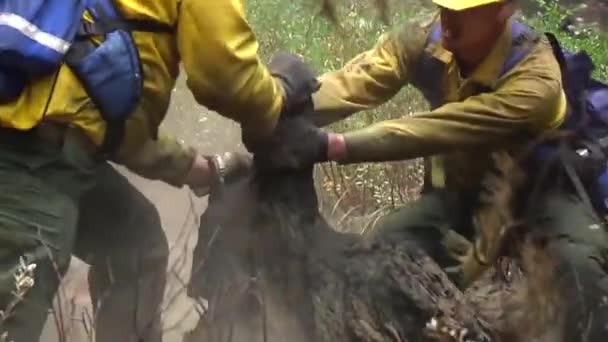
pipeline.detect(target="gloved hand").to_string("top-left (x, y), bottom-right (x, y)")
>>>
top-left (253, 111), bottom-right (330, 171)
top-left (267, 52), bottom-right (320, 116)
top-left (186, 152), bottom-right (253, 197)
top-left (241, 52), bottom-right (319, 153)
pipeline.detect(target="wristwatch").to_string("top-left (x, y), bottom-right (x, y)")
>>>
top-left (190, 154), bottom-right (228, 197)
top-left (190, 152), bottom-right (253, 197)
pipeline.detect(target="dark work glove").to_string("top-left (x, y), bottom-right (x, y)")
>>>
top-left (253, 112), bottom-right (329, 171)
top-left (242, 53), bottom-right (319, 153)
top-left (267, 52), bottom-right (320, 115)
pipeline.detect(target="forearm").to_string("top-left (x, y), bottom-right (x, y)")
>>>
top-left (311, 69), bottom-right (400, 127)
top-left (114, 131), bottom-right (197, 187)
top-left (311, 28), bottom-right (418, 127)
top-left (311, 19), bottom-right (432, 128)
top-left (329, 68), bottom-right (566, 164)
top-left (329, 118), bottom-right (499, 164)
top-left (336, 113), bottom-right (537, 164)
top-left (179, 0), bottom-right (284, 143)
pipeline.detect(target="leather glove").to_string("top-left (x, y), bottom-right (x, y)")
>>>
top-left (253, 112), bottom-right (329, 171)
top-left (189, 152), bottom-right (253, 197)
top-left (242, 53), bottom-right (319, 153)
top-left (267, 52), bottom-right (320, 116)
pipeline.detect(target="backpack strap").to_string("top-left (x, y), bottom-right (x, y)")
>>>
top-left (428, 22), bottom-right (442, 46)
top-left (411, 22), bottom-right (446, 110)
top-left (78, 19), bottom-right (175, 38)
top-left (76, 2), bottom-right (175, 39)
top-left (500, 21), bottom-right (538, 77)
top-left (545, 33), bottom-right (577, 113)
top-left (545, 32), bottom-right (596, 128)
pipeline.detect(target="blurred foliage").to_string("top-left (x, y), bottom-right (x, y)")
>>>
top-left (245, 0), bottom-right (608, 230)
top-left (246, 0), bottom-right (429, 229)
top-left (524, 0), bottom-right (608, 80)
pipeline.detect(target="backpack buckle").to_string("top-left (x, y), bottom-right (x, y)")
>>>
top-left (77, 21), bottom-right (105, 39)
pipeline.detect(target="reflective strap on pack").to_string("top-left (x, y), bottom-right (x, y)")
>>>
top-left (0, 12), bottom-right (71, 54)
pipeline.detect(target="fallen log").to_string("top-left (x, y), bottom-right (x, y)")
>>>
top-left (183, 166), bottom-right (522, 342)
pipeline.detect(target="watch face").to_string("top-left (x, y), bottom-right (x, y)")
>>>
top-left (209, 156), bottom-right (226, 179)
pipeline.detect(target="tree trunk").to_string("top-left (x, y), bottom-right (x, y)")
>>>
top-left (183, 167), bottom-right (521, 342)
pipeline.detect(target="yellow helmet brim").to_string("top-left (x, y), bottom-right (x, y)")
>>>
top-left (432, 0), bottom-right (504, 11)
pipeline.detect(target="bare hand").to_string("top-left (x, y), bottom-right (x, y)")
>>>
top-left (185, 152), bottom-right (253, 197)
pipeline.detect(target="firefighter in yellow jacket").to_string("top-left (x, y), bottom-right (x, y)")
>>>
top-left (0, 0), bottom-right (317, 341)
top-left (266, 0), bottom-right (608, 338)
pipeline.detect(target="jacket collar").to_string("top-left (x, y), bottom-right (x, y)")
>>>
top-left (428, 19), bottom-right (513, 88)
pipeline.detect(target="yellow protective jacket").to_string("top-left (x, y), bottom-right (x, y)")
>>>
top-left (313, 17), bottom-right (567, 191)
top-left (0, 0), bottom-right (284, 186)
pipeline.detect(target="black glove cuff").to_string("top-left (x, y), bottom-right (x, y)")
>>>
top-left (317, 131), bottom-right (330, 163)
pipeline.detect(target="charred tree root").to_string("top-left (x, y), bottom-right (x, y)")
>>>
top-left (185, 170), bottom-right (517, 342)
top-left (308, 234), bottom-right (496, 342)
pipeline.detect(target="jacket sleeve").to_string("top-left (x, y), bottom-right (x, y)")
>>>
top-left (311, 23), bottom-right (428, 127)
top-left (339, 49), bottom-right (567, 164)
top-left (177, 0), bottom-right (285, 142)
top-left (113, 129), bottom-right (197, 187)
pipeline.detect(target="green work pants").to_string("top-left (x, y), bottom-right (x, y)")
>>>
top-left (375, 190), bottom-right (479, 269)
top-left (375, 189), bottom-right (608, 340)
top-left (0, 131), bottom-right (168, 342)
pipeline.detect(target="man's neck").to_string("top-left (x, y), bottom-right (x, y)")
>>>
top-left (456, 56), bottom-right (483, 79)
top-left (456, 25), bottom-right (507, 78)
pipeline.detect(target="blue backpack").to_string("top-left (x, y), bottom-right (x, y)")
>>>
top-left (541, 32), bottom-right (608, 215)
top-left (417, 20), bottom-right (608, 215)
top-left (0, 0), bottom-right (174, 153)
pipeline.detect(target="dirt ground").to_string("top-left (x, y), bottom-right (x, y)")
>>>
top-left (40, 76), bottom-right (245, 342)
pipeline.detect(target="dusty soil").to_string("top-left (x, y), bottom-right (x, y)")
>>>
top-left (40, 75), bottom-right (245, 342)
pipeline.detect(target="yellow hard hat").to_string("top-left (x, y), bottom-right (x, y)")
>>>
top-left (432, 0), bottom-right (505, 11)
